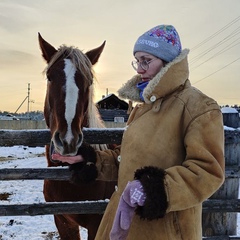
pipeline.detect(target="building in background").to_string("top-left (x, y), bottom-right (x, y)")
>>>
top-left (96, 94), bottom-right (130, 122)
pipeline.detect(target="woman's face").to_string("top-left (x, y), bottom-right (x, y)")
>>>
top-left (134, 52), bottom-right (165, 82)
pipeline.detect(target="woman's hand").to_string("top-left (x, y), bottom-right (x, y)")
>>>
top-left (51, 153), bottom-right (84, 164)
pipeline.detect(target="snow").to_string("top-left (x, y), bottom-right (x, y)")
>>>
top-left (221, 107), bottom-right (239, 114)
top-left (224, 126), bottom-right (238, 131)
top-left (0, 145), bottom-right (240, 239)
top-left (0, 146), bottom-right (87, 240)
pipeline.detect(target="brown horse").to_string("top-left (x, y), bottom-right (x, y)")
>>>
top-left (38, 33), bottom-right (116, 240)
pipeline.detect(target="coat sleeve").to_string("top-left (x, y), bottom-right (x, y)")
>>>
top-left (94, 106), bottom-right (138, 182)
top-left (134, 109), bottom-right (225, 220)
top-left (95, 145), bottom-right (121, 182)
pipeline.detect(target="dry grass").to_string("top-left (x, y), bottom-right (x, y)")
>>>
top-left (42, 231), bottom-right (60, 240)
top-left (0, 192), bottom-right (12, 201)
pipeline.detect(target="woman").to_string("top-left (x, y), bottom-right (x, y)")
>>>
top-left (54, 24), bottom-right (225, 240)
top-left (94, 24), bottom-right (225, 240)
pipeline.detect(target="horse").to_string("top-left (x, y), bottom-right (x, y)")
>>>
top-left (38, 33), bottom-right (117, 240)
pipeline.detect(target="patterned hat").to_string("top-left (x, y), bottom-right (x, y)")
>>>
top-left (133, 25), bottom-right (182, 62)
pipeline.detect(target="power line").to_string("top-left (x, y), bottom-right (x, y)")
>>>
top-left (190, 26), bottom-right (240, 65)
top-left (191, 15), bottom-right (240, 51)
top-left (189, 16), bottom-right (240, 85)
top-left (191, 39), bottom-right (240, 70)
top-left (192, 57), bottom-right (240, 85)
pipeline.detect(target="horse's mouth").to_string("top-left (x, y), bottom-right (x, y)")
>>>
top-left (49, 141), bottom-right (61, 163)
top-left (49, 141), bottom-right (81, 164)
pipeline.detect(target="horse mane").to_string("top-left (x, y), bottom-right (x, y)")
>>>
top-left (88, 84), bottom-right (109, 151)
top-left (45, 45), bottom-right (108, 151)
top-left (45, 45), bottom-right (93, 87)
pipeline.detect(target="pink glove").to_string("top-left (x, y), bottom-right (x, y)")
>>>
top-left (110, 180), bottom-right (146, 240)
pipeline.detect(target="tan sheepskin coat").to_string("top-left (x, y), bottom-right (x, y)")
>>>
top-left (95, 49), bottom-right (225, 240)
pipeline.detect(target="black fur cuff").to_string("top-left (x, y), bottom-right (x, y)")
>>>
top-left (134, 166), bottom-right (168, 220)
top-left (69, 143), bottom-right (98, 184)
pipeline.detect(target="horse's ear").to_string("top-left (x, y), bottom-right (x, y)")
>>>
top-left (85, 41), bottom-right (106, 65)
top-left (38, 33), bottom-right (58, 63)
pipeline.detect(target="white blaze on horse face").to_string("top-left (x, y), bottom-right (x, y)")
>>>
top-left (64, 59), bottom-right (78, 144)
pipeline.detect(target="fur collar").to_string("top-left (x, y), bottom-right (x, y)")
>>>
top-left (118, 49), bottom-right (190, 103)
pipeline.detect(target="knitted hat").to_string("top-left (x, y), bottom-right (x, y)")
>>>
top-left (133, 25), bottom-right (182, 62)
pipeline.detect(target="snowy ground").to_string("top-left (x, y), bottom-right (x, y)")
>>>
top-left (0, 145), bottom-right (240, 239)
top-left (0, 146), bottom-right (87, 240)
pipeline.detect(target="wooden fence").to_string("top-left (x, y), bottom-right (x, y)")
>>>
top-left (0, 120), bottom-right (47, 130)
top-left (0, 112), bottom-right (240, 239)
top-left (0, 120), bottom-right (125, 130)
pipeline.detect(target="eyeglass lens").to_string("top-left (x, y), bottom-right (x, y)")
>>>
top-left (132, 60), bottom-right (149, 71)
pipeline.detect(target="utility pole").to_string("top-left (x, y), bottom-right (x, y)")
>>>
top-left (15, 83), bottom-right (31, 114)
top-left (27, 83), bottom-right (30, 115)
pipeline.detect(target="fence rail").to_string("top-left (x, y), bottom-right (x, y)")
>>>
top-left (203, 237), bottom-right (240, 240)
top-left (0, 128), bottom-right (123, 146)
top-left (1, 199), bottom-right (240, 217)
top-left (0, 168), bottom-right (239, 181)
top-left (0, 201), bottom-right (108, 216)
top-left (0, 127), bottom-right (238, 146)
top-left (0, 120), bottom-right (125, 130)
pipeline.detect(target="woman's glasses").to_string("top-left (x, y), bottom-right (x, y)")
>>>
top-left (131, 58), bottom-right (157, 71)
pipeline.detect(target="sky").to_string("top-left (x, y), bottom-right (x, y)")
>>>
top-left (0, 0), bottom-right (240, 113)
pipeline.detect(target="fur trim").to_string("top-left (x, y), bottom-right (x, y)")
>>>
top-left (118, 75), bottom-right (142, 102)
top-left (118, 49), bottom-right (190, 103)
top-left (143, 49), bottom-right (189, 103)
top-left (134, 166), bottom-right (168, 220)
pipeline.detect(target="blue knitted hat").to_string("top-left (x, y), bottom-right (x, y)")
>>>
top-left (133, 25), bottom-right (182, 62)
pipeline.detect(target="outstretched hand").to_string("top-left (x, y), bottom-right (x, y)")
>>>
top-left (51, 153), bottom-right (84, 164)
top-left (68, 143), bottom-right (98, 184)
top-left (51, 143), bottom-right (98, 184)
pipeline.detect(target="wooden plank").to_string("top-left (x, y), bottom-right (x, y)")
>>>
top-left (225, 169), bottom-right (240, 179)
top-left (0, 168), bottom-right (71, 180)
top-left (0, 128), bottom-right (124, 146)
top-left (225, 129), bottom-right (240, 144)
top-left (0, 201), bottom-right (108, 216)
top-left (0, 168), bottom-right (239, 180)
top-left (0, 199), bottom-right (240, 217)
top-left (203, 236), bottom-right (240, 240)
top-left (202, 199), bottom-right (240, 212)
top-left (0, 129), bottom-right (239, 147)
top-left (202, 129), bottom-right (240, 237)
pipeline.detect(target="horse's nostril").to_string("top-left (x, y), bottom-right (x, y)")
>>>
top-left (76, 133), bottom-right (83, 148)
top-left (52, 131), bottom-right (65, 155)
top-left (54, 132), bottom-right (63, 147)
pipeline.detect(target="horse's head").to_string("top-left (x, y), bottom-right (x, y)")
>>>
top-left (39, 33), bottom-right (105, 157)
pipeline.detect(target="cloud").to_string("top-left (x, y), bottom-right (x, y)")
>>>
top-left (0, 2), bottom-right (40, 33)
top-left (0, 49), bottom-right (37, 68)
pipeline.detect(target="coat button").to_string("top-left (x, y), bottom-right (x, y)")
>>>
top-left (117, 155), bottom-right (121, 162)
top-left (150, 95), bottom-right (156, 102)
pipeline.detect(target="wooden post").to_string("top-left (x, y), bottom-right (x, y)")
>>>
top-left (222, 107), bottom-right (239, 129)
top-left (202, 111), bottom-right (240, 236)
